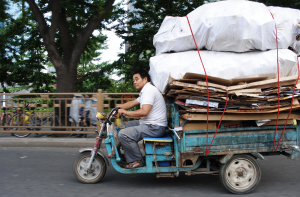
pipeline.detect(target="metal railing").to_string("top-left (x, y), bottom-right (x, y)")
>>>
top-left (0, 89), bottom-right (139, 134)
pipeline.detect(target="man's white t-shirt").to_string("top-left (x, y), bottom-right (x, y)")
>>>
top-left (136, 83), bottom-right (167, 127)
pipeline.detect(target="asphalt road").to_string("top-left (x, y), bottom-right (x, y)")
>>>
top-left (0, 147), bottom-right (299, 197)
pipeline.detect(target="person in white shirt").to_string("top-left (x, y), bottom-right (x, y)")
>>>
top-left (117, 69), bottom-right (167, 169)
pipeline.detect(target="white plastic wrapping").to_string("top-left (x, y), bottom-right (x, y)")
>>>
top-left (153, 0), bottom-right (300, 55)
top-left (149, 49), bottom-right (299, 93)
top-left (268, 6), bottom-right (300, 53)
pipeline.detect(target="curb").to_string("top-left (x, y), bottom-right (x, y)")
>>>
top-left (0, 137), bottom-right (144, 148)
top-left (0, 137), bottom-right (96, 148)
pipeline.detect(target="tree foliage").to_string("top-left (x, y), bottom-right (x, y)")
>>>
top-left (111, 0), bottom-right (205, 90)
top-left (76, 35), bottom-right (113, 92)
top-left (0, 0), bottom-right (55, 93)
top-left (1, 0), bottom-right (124, 93)
top-left (255, 0), bottom-right (300, 9)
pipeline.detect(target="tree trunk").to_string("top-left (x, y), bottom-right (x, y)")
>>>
top-left (55, 61), bottom-right (78, 93)
top-left (53, 59), bottom-right (78, 133)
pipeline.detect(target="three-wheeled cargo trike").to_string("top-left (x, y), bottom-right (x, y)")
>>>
top-left (73, 104), bottom-right (300, 194)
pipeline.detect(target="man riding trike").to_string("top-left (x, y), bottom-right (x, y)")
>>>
top-left (73, 69), bottom-right (173, 179)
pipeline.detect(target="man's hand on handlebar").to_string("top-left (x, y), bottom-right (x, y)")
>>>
top-left (117, 108), bottom-right (127, 116)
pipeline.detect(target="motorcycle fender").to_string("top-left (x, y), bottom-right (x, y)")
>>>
top-left (79, 148), bottom-right (110, 166)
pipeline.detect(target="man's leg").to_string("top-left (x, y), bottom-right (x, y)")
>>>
top-left (124, 120), bottom-right (140, 128)
top-left (118, 122), bottom-right (165, 163)
top-left (118, 120), bottom-right (142, 163)
top-left (117, 120), bottom-right (140, 161)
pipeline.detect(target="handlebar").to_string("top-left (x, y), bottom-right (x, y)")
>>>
top-left (115, 107), bottom-right (126, 118)
top-left (96, 107), bottom-right (126, 127)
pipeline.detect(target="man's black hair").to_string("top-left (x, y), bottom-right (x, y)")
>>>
top-left (132, 69), bottom-right (151, 82)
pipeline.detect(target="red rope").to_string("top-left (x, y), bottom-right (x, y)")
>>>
top-left (269, 11), bottom-right (280, 152)
top-left (275, 58), bottom-right (300, 151)
top-left (185, 16), bottom-right (210, 154)
top-left (186, 16), bottom-right (229, 156)
top-left (206, 91), bottom-right (229, 156)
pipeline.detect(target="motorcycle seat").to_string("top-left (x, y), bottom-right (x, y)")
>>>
top-left (143, 133), bottom-right (173, 142)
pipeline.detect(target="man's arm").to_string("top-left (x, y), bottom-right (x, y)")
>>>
top-left (118, 104), bottom-right (152, 118)
top-left (118, 99), bottom-right (140, 110)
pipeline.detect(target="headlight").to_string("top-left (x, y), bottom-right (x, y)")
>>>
top-left (96, 111), bottom-right (107, 120)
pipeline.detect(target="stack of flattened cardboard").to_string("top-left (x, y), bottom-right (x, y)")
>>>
top-left (166, 73), bottom-right (300, 130)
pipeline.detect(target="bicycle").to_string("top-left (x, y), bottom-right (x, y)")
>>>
top-left (8, 103), bottom-right (54, 138)
top-left (9, 104), bottom-right (46, 138)
top-left (1, 103), bottom-right (34, 137)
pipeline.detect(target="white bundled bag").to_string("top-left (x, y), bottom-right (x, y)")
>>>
top-left (268, 6), bottom-right (300, 53)
top-left (149, 49), bottom-right (299, 93)
top-left (153, 0), bottom-right (300, 55)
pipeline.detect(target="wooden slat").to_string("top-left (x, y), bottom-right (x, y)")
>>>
top-left (29, 103), bottom-right (37, 108)
top-left (228, 75), bottom-right (299, 91)
top-left (172, 81), bottom-right (226, 92)
top-left (197, 81), bottom-right (228, 90)
top-left (40, 94), bottom-right (49, 98)
top-left (6, 104), bottom-right (13, 108)
top-left (181, 113), bottom-right (300, 121)
top-left (229, 88), bottom-right (261, 94)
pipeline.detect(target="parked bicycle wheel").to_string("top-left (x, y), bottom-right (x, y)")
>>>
top-left (1, 114), bottom-right (12, 131)
top-left (33, 115), bottom-right (55, 137)
top-left (49, 116), bottom-right (77, 137)
top-left (10, 116), bottom-right (31, 138)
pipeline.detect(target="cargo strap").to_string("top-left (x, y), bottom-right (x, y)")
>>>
top-left (185, 16), bottom-right (228, 156)
top-left (269, 10), bottom-right (281, 152)
top-left (269, 11), bottom-right (300, 152)
top-left (275, 58), bottom-right (300, 151)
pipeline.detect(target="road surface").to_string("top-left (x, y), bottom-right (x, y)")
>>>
top-left (0, 147), bottom-right (299, 197)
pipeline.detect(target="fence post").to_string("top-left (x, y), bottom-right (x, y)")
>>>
top-left (97, 89), bottom-right (104, 112)
top-left (96, 89), bottom-right (104, 133)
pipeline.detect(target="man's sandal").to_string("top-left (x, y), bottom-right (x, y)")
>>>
top-left (125, 159), bottom-right (145, 169)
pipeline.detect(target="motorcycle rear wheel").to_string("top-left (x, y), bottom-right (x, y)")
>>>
top-left (73, 152), bottom-right (106, 183)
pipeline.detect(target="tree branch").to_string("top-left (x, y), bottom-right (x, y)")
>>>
top-left (58, 7), bottom-right (73, 59)
top-left (25, 0), bottom-right (48, 37)
top-left (25, 0), bottom-right (62, 67)
top-left (72, 0), bottom-right (115, 65)
top-left (70, 0), bottom-right (98, 9)
top-left (49, 0), bottom-right (61, 41)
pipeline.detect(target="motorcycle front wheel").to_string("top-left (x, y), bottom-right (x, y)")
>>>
top-left (73, 152), bottom-right (107, 184)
